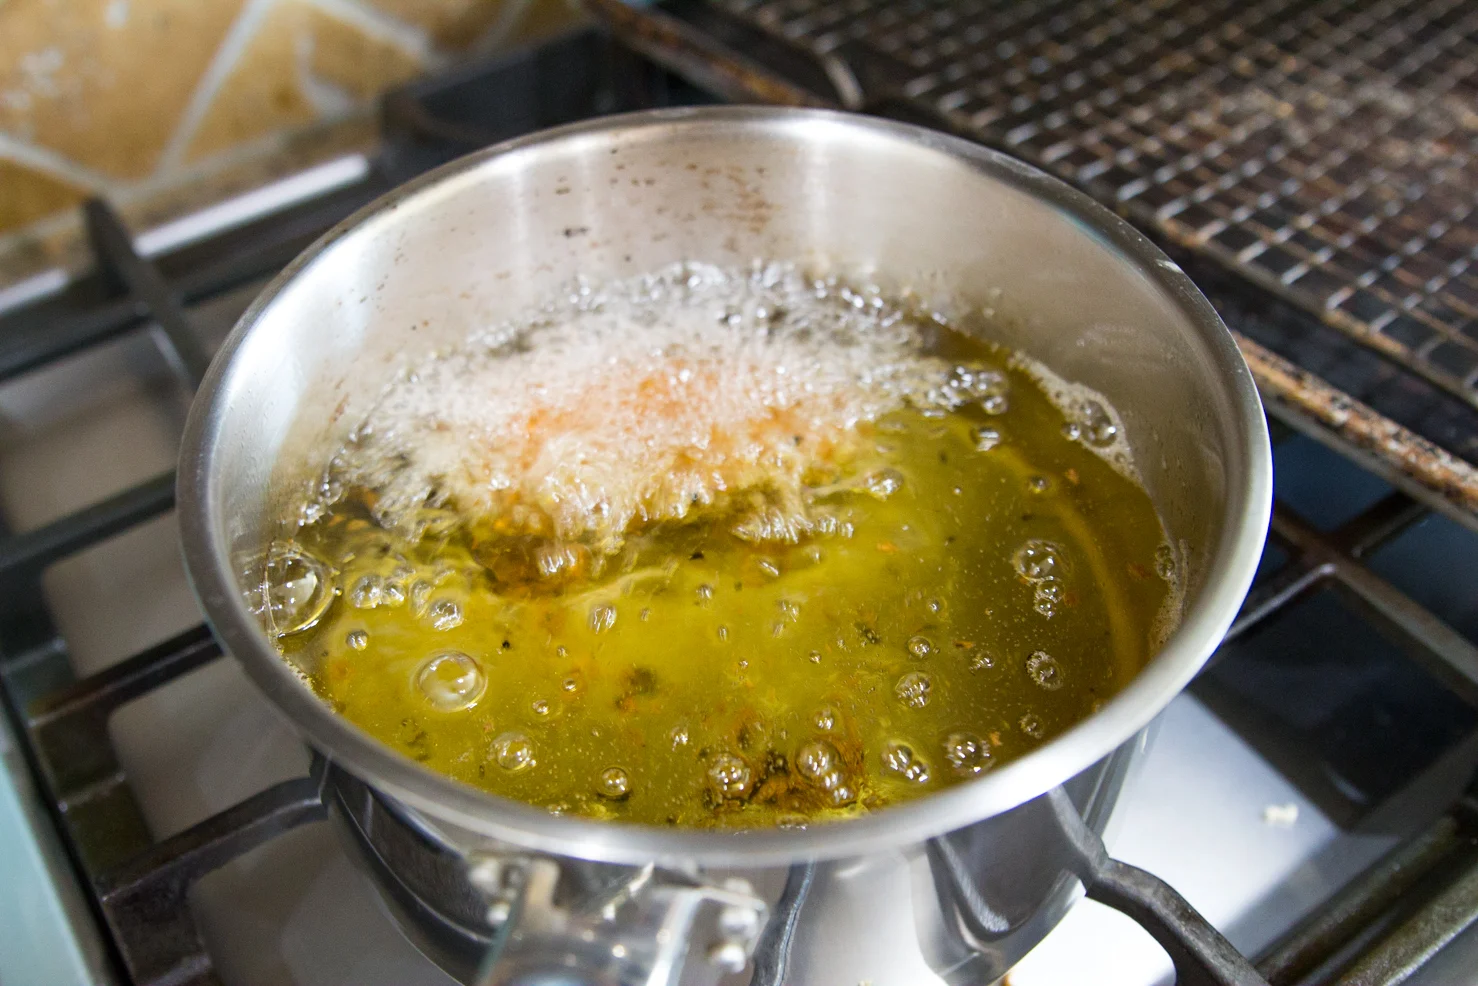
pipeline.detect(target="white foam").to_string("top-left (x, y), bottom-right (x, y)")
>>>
top-left (1014, 354), bottom-right (1141, 484)
top-left (1011, 356), bottom-right (1186, 640)
top-left (306, 263), bottom-right (961, 554)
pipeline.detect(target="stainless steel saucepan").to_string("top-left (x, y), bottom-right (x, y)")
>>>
top-left (179, 107), bottom-right (1272, 986)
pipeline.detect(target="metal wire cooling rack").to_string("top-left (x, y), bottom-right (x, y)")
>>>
top-left (722, 0), bottom-right (1478, 397)
top-left (593, 0), bottom-right (1478, 529)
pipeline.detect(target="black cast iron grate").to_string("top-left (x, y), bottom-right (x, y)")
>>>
top-left (0, 19), bottom-right (1475, 986)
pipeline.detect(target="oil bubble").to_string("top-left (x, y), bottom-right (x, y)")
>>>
top-left (670, 725), bottom-right (690, 749)
top-left (1027, 651), bottom-right (1064, 690)
top-left (1061, 421), bottom-right (1082, 441)
top-left (907, 635), bottom-right (936, 659)
top-left (345, 629), bottom-right (369, 651)
top-left (1012, 540), bottom-right (1062, 580)
top-left (532, 699), bottom-right (551, 717)
top-left (696, 584), bottom-right (714, 604)
top-left (409, 579), bottom-right (433, 614)
top-left (807, 650), bottom-right (822, 665)
top-left (1155, 543), bottom-right (1177, 581)
top-left (864, 469), bottom-right (905, 499)
top-left (416, 651), bottom-right (485, 711)
top-left (1080, 400), bottom-right (1119, 447)
top-left (349, 574), bottom-right (383, 610)
top-left (950, 366), bottom-right (1009, 404)
top-left (968, 651), bottom-right (995, 672)
top-left (974, 367), bottom-right (1008, 394)
top-left (944, 732), bottom-right (991, 775)
top-left (814, 707), bottom-right (837, 731)
top-left (561, 678), bottom-right (579, 693)
top-left (590, 603), bottom-right (617, 633)
top-left (795, 740), bottom-right (840, 783)
top-left (796, 740), bottom-right (852, 802)
top-left (1033, 578), bottom-right (1064, 618)
top-left (1019, 713), bottom-right (1045, 738)
top-left (254, 543), bottom-right (337, 636)
top-left (492, 732), bottom-right (535, 771)
top-left (980, 394), bottom-right (1009, 415)
top-left (882, 741), bottom-right (931, 783)
top-left (427, 598), bottom-right (463, 631)
top-left (411, 509), bottom-right (458, 544)
top-left (381, 579), bottom-right (407, 607)
top-left (708, 753), bottom-right (752, 799)
top-left (535, 541), bottom-right (587, 581)
top-left (596, 767), bottom-right (631, 800)
top-left (972, 426), bottom-right (1001, 452)
top-left (1027, 476), bottom-right (1051, 494)
top-left (895, 671), bottom-right (932, 709)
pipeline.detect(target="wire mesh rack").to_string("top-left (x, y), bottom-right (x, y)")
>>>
top-left (724, 0), bottom-right (1478, 398)
top-left (592, 0), bottom-right (1478, 529)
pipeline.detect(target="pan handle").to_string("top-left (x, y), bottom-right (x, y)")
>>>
top-left (1048, 788), bottom-right (1270, 986)
top-left (1086, 858), bottom-right (1269, 986)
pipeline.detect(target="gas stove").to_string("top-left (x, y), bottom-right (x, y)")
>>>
top-left (2, 9), bottom-right (1478, 986)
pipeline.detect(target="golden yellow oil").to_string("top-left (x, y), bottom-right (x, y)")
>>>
top-left (271, 325), bottom-right (1173, 828)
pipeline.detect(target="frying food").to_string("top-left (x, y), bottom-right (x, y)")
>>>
top-left (253, 262), bottom-right (1178, 827)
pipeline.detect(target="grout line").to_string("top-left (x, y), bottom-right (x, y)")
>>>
top-left (470, 0), bottom-right (536, 57)
top-left (299, 0), bottom-right (444, 69)
top-left (0, 111), bottom-right (377, 268)
top-left (0, 135), bottom-right (114, 196)
top-left (156, 0), bottom-right (281, 174)
top-left (0, 208), bottom-right (88, 262)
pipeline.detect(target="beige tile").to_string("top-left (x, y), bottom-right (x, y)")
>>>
top-left (185, 0), bottom-right (422, 163)
top-left (0, 158), bottom-right (88, 233)
top-left (0, 114), bottom-right (379, 287)
top-left (0, 0), bottom-right (245, 179)
top-left (359, 0), bottom-right (510, 51)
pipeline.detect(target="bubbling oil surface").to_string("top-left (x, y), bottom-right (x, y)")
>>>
top-left (261, 263), bottom-right (1175, 827)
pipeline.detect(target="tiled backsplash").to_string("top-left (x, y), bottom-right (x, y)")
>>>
top-left (0, 0), bottom-right (585, 273)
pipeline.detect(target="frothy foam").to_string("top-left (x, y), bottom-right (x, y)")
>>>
top-left (305, 263), bottom-right (966, 555)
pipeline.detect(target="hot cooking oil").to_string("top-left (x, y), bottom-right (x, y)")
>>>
top-left (258, 263), bottom-right (1176, 828)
